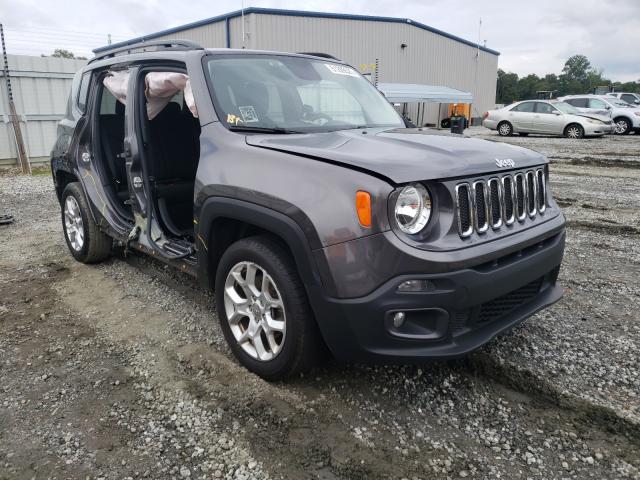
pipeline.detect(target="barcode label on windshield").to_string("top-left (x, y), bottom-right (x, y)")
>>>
top-left (325, 64), bottom-right (359, 77)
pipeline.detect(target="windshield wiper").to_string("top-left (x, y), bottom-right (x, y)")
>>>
top-left (228, 125), bottom-right (302, 134)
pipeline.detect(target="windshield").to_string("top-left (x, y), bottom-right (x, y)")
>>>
top-left (205, 55), bottom-right (403, 133)
top-left (553, 102), bottom-right (581, 114)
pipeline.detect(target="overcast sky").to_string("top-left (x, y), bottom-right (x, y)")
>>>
top-left (1, 0), bottom-right (638, 82)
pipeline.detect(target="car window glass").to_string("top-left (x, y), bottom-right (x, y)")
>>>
top-left (621, 94), bottom-right (637, 104)
top-left (100, 87), bottom-right (118, 114)
top-left (535, 103), bottom-right (556, 114)
top-left (77, 73), bottom-right (91, 113)
top-left (297, 81), bottom-right (366, 125)
top-left (565, 98), bottom-right (587, 108)
top-left (589, 99), bottom-right (606, 109)
top-left (512, 102), bottom-right (535, 113)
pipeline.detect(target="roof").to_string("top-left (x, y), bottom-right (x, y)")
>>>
top-left (377, 83), bottom-right (473, 104)
top-left (94, 7), bottom-right (500, 56)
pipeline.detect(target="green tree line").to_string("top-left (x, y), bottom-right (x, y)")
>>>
top-left (496, 54), bottom-right (640, 104)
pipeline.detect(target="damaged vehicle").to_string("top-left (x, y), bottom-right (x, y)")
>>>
top-left (51, 40), bottom-right (566, 380)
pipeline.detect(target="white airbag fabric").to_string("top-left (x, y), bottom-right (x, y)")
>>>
top-left (103, 71), bottom-right (198, 119)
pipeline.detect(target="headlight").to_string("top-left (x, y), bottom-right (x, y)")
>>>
top-left (586, 118), bottom-right (602, 124)
top-left (394, 183), bottom-right (431, 234)
top-left (634, 112), bottom-right (640, 117)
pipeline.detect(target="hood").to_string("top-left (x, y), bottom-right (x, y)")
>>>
top-left (245, 128), bottom-right (546, 184)
top-left (575, 112), bottom-right (611, 122)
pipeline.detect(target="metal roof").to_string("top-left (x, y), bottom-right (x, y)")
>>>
top-left (377, 83), bottom-right (473, 104)
top-left (94, 7), bottom-right (500, 56)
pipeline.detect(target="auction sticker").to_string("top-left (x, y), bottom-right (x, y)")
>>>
top-left (239, 105), bottom-right (259, 123)
top-left (325, 64), bottom-right (359, 77)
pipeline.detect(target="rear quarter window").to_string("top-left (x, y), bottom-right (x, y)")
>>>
top-left (76, 72), bottom-right (92, 113)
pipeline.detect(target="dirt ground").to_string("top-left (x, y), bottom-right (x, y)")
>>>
top-left (1, 131), bottom-right (639, 479)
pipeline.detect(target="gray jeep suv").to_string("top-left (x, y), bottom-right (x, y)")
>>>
top-left (51, 40), bottom-right (566, 380)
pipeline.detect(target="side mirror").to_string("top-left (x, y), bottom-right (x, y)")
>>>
top-left (635, 100), bottom-right (640, 105)
top-left (553, 111), bottom-right (561, 115)
top-left (605, 105), bottom-right (612, 110)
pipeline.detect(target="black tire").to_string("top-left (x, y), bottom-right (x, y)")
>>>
top-left (518, 132), bottom-right (529, 137)
top-left (215, 235), bottom-right (324, 380)
top-left (564, 123), bottom-right (584, 139)
top-left (497, 121), bottom-right (513, 136)
top-left (61, 182), bottom-right (112, 263)
top-left (613, 117), bottom-right (631, 135)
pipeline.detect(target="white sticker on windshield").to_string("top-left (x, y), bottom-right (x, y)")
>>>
top-left (239, 105), bottom-right (259, 123)
top-left (325, 63), bottom-right (359, 77)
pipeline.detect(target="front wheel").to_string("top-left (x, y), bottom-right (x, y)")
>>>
top-left (498, 121), bottom-right (513, 136)
top-left (613, 117), bottom-right (631, 135)
top-left (215, 235), bottom-right (324, 380)
top-left (564, 124), bottom-right (584, 139)
top-left (61, 182), bottom-right (112, 263)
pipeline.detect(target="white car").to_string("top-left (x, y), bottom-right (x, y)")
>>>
top-left (606, 92), bottom-right (640, 107)
top-left (483, 100), bottom-right (614, 138)
top-left (558, 94), bottom-right (640, 135)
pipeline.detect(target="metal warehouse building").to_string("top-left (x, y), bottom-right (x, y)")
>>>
top-left (97, 7), bottom-right (499, 126)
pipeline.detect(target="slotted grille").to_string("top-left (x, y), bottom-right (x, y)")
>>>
top-left (477, 277), bottom-right (543, 325)
top-left (456, 168), bottom-right (547, 237)
top-left (473, 181), bottom-right (488, 232)
top-left (488, 178), bottom-right (502, 228)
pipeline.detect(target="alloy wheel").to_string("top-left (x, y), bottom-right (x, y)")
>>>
top-left (64, 196), bottom-right (84, 251)
top-left (223, 261), bottom-right (286, 361)
top-left (566, 126), bottom-right (582, 139)
top-left (499, 123), bottom-right (511, 136)
top-left (615, 119), bottom-right (629, 134)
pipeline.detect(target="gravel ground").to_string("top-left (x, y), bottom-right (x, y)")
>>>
top-left (1, 133), bottom-right (639, 479)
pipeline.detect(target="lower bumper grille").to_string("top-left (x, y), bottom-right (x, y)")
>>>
top-left (476, 277), bottom-right (543, 325)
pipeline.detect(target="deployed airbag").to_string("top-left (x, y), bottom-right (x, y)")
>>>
top-left (103, 71), bottom-right (198, 119)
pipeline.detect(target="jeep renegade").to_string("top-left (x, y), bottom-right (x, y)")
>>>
top-left (51, 40), bottom-right (566, 380)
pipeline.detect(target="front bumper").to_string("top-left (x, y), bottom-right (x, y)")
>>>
top-left (584, 122), bottom-right (614, 135)
top-left (308, 227), bottom-right (565, 363)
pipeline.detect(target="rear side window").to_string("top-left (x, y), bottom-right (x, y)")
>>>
top-left (588, 98), bottom-right (606, 109)
top-left (512, 102), bottom-right (535, 112)
top-left (621, 94), bottom-right (636, 104)
top-left (565, 98), bottom-right (587, 108)
top-left (76, 72), bottom-right (91, 113)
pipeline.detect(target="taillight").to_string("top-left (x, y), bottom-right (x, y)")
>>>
top-left (482, 111), bottom-right (489, 120)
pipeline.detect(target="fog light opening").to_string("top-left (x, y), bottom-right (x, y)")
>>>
top-left (397, 279), bottom-right (434, 293)
top-left (393, 312), bottom-right (406, 328)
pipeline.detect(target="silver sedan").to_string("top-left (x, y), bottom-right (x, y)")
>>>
top-left (483, 100), bottom-right (614, 138)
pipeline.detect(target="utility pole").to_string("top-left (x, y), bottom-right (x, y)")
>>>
top-left (1, 23), bottom-right (30, 174)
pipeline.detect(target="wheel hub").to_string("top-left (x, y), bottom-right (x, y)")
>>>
top-left (223, 261), bottom-right (287, 362)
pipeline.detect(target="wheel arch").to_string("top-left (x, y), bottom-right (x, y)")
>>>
top-left (196, 196), bottom-right (332, 295)
top-left (497, 120), bottom-right (513, 134)
top-left (563, 122), bottom-right (584, 137)
top-left (53, 168), bottom-right (79, 202)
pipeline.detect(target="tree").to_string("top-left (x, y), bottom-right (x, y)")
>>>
top-left (562, 54), bottom-right (591, 83)
top-left (45, 49), bottom-right (87, 60)
top-left (496, 69), bottom-right (519, 104)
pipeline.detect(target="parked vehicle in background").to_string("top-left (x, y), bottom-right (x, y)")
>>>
top-left (606, 92), bottom-right (640, 106)
top-left (482, 100), bottom-right (613, 138)
top-left (558, 94), bottom-right (640, 135)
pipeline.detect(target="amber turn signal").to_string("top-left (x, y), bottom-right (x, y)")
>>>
top-left (355, 191), bottom-right (372, 227)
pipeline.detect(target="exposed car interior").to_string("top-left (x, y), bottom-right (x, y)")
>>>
top-left (145, 89), bottom-right (201, 236)
top-left (96, 79), bottom-right (132, 219)
top-left (98, 69), bottom-right (201, 239)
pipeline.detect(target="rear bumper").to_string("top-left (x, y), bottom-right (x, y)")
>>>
top-left (308, 228), bottom-right (565, 363)
top-left (482, 119), bottom-right (498, 130)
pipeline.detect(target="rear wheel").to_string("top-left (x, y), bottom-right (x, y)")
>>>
top-left (564, 124), bottom-right (584, 139)
top-left (61, 182), bottom-right (112, 263)
top-left (613, 117), bottom-right (631, 135)
top-left (215, 235), bottom-right (323, 380)
top-left (497, 121), bottom-right (513, 136)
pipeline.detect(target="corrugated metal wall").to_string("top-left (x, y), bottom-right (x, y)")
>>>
top-left (0, 54), bottom-right (86, 166)
top-left (154, 12), bottom-right (498, 126)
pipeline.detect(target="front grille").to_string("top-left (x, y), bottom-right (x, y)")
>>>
top-left (477, 277), bottom-right (543, 325)
top-left (456, 168), bottom-right (547, 237)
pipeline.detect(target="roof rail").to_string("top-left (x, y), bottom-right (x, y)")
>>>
top-left (297, 52), bottom-right (342, 61)
top-left (90, 39), bottom-right (203, 64)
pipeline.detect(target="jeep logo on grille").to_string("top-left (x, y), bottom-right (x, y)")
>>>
top-left (495, 158), bottom-right (516, 168)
